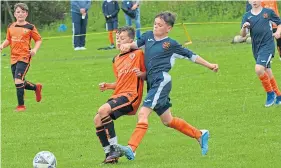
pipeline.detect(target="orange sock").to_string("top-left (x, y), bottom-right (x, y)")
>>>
top-left (259, 73), bottom-right (273, 93)
top-left (270, 77), bottom-right (281, 96)
top-left (168, 117), bottom-right (201, 139)
top-left (108, 31), bottom-right (114, 45)
top-left (128, 122), bottom-right (148, 152)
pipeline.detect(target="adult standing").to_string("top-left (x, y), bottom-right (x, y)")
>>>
top-left (71, 0), bottom-right (92, 51)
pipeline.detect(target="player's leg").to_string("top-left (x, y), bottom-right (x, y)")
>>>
top-left (125, 13), bottom-right (132, 26)
top-left (94, 113), bottom-right (111, 164)
top-left (19, 62), bottom-right (42, 102)
top-left (101, 96), bottom-right (134, 163)
top-left (80, 13), bottom-right (88, 49)
top-left (256, 54), bottom-right (275, 107)
top-left (14, 62), bottom-right (29, 111)
top-left (134, 8), bottom-right (141, 39)
top-left (266, 68), bottom-right (281, 105)
top-left (71, 12), bottom-right (81, 50)
top-left (106, 22), bottom-right (115, 49)
top-left (159, 108), bottom-right (209, 155)
top-left (115, 106), bottom-right (151, 161)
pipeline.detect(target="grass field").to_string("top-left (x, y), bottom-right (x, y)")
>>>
top-left (1, 23), bottom-right (281, 168)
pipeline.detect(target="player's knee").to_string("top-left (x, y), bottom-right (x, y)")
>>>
top-left (14, 78), bottom-right (24, 84)
top-left (98, 104), bottom-right (111, 116)
top-left (93, 114), bottom-right (102, 126)
top-left (255, 65), bottom-right (266, 76)
top-left (138, 111), bottom-right (148, 123)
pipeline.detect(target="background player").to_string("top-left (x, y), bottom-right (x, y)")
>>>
top-left (107, 11), bottom-right (219, 161)
top-left (93, 26), bottom-right (146, 164)
top-left (241, 0), bottom-right (281, 106)
top-left (261, 0), bottom-right (281, 61)
top-left (0, 3), bottom-right (42, 112)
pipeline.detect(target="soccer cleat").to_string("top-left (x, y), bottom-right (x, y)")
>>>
top-left (35, 83), bottom-right (42, 102)
top-left (15, 105), bottom-right (26, 112)
top-left (265, 92), bottom-right (276, 107)
top-left (105, 145), bottom-right (122, 163)
top-left (198, 129), bottom-right (209, 155)
top-left (116, 145), bottom-right (135, 160)
top-left (102, 157), bottom-right (118, 164)
top-left (276, 96), bottom-right (281, 105)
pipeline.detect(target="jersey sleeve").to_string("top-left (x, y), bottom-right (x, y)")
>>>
top-left (173, 42), bottom-right (198, 62)
top-left (138, 50), bottom-right (146, 72)
top-left (6, 28), bottom-right (11, 42)
top-left (31, 26), bottom-right (42, 42)
top-left (270, 9), bottom-right (281, 25)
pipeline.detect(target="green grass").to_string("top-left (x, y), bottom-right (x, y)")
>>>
top-left (1, 23), bottom-right (281, 168)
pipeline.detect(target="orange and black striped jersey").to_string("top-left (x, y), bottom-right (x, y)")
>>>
top-left (112, 49), bottom-right (146, 114)
top-left (6, 22), bottom-right (41, 65)
top-left (262, 0), bottom-right (280, 28)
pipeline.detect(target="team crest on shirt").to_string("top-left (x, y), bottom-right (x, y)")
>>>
top-left (263, 13), bottom-right (269, 19)
top-left (162, 42), bottom-right (170, 50)
top-left (129, 53), bottom-right (135, 59)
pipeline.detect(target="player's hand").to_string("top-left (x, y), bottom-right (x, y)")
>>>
top-left (0, 45), bottom-right (3, 52)
top-left (242, 22), bottom-right (250, 29)
top-left (30, 49), bottom-right (37, 57)
top-left (131, 4), bottom-right (138, 10)
top-left (80, 8), bottom-right (86, 14)
top-left (273, 32), bottom-right (281, 39)
top-left (133, 68), bottom-right (146, 79)
top-left (106, 15), bottom-right (111, 18)
top-left (99, 82), bottom-right (108, 92)
top-left (209, 64), bottom-right (219, 72)
top-left (120, 43), bottom-right (131, 53)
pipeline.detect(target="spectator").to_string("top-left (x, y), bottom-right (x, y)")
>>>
top-left (102, 0), bottom-right (120, 50)
top-left (71, 0), bottom-right (92, 51)
top-left (122, 0), bottom-right (141, 39)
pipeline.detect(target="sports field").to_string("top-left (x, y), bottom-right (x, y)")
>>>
top-left (1, 23), bottom-right (281, 168)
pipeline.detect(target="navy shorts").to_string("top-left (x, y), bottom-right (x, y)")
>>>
top-left (107, 96), bottom-right (134, 120)
top-left (106, 20), bottom-right (118, 31)
top-left (143, 72), bottom-right (172, 116)
top-left (11, 61), bottom-right (30, 80)
top-left (254, 52), bottom-right (273, 68)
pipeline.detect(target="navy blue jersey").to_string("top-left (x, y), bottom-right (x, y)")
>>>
top-left (136, 31), bottom-right (198, 76)
top-left (102, 0), bottom-right (120, 22)
top-left (241, 8), bottom-right (281, 56)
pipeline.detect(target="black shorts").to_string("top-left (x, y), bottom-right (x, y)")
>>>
top-left (11, 61), bottom-right (30, 80)
top-left (107, 96), bottom-right (134, 120)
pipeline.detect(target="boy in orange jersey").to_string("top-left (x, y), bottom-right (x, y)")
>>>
top-left (261, 0), bottom-right (281, 61)
top-left (93, 26), bottom-right (146, 164)
top-left (0, 3), bottom-right (42, 112)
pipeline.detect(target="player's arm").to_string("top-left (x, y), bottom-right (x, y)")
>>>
top-left (99, 82), bottom-right (117, 92)
top-left (240, 14), bottom-right (250, 37)
top-left (271, 9), bottom-right (281, 39)
top-left (30, 26), bottom-right (42, 56)
top-left (0, 28), bottom-right (11, 52)
top-left (173, 43), bottom-right (218, 72)
top-left (120, 32), bottom-right (147, 52)
top-left (0, 40), bottom-right (10, 52)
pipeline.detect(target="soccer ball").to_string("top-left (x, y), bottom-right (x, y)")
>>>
top-left (33, 151), bottom-right (57, 168)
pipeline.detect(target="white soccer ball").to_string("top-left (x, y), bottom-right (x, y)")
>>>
top-left (33, 151), bottom-right (57, 168)
top-left (232, 35), bottom-right (246, 43)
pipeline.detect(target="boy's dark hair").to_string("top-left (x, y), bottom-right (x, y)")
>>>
top-left (155, 11), bottom-right (176, 27)
top-left (14, 3), bottom-right (29, 12)
top-left (116, 26), bottom-right (135, 40)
